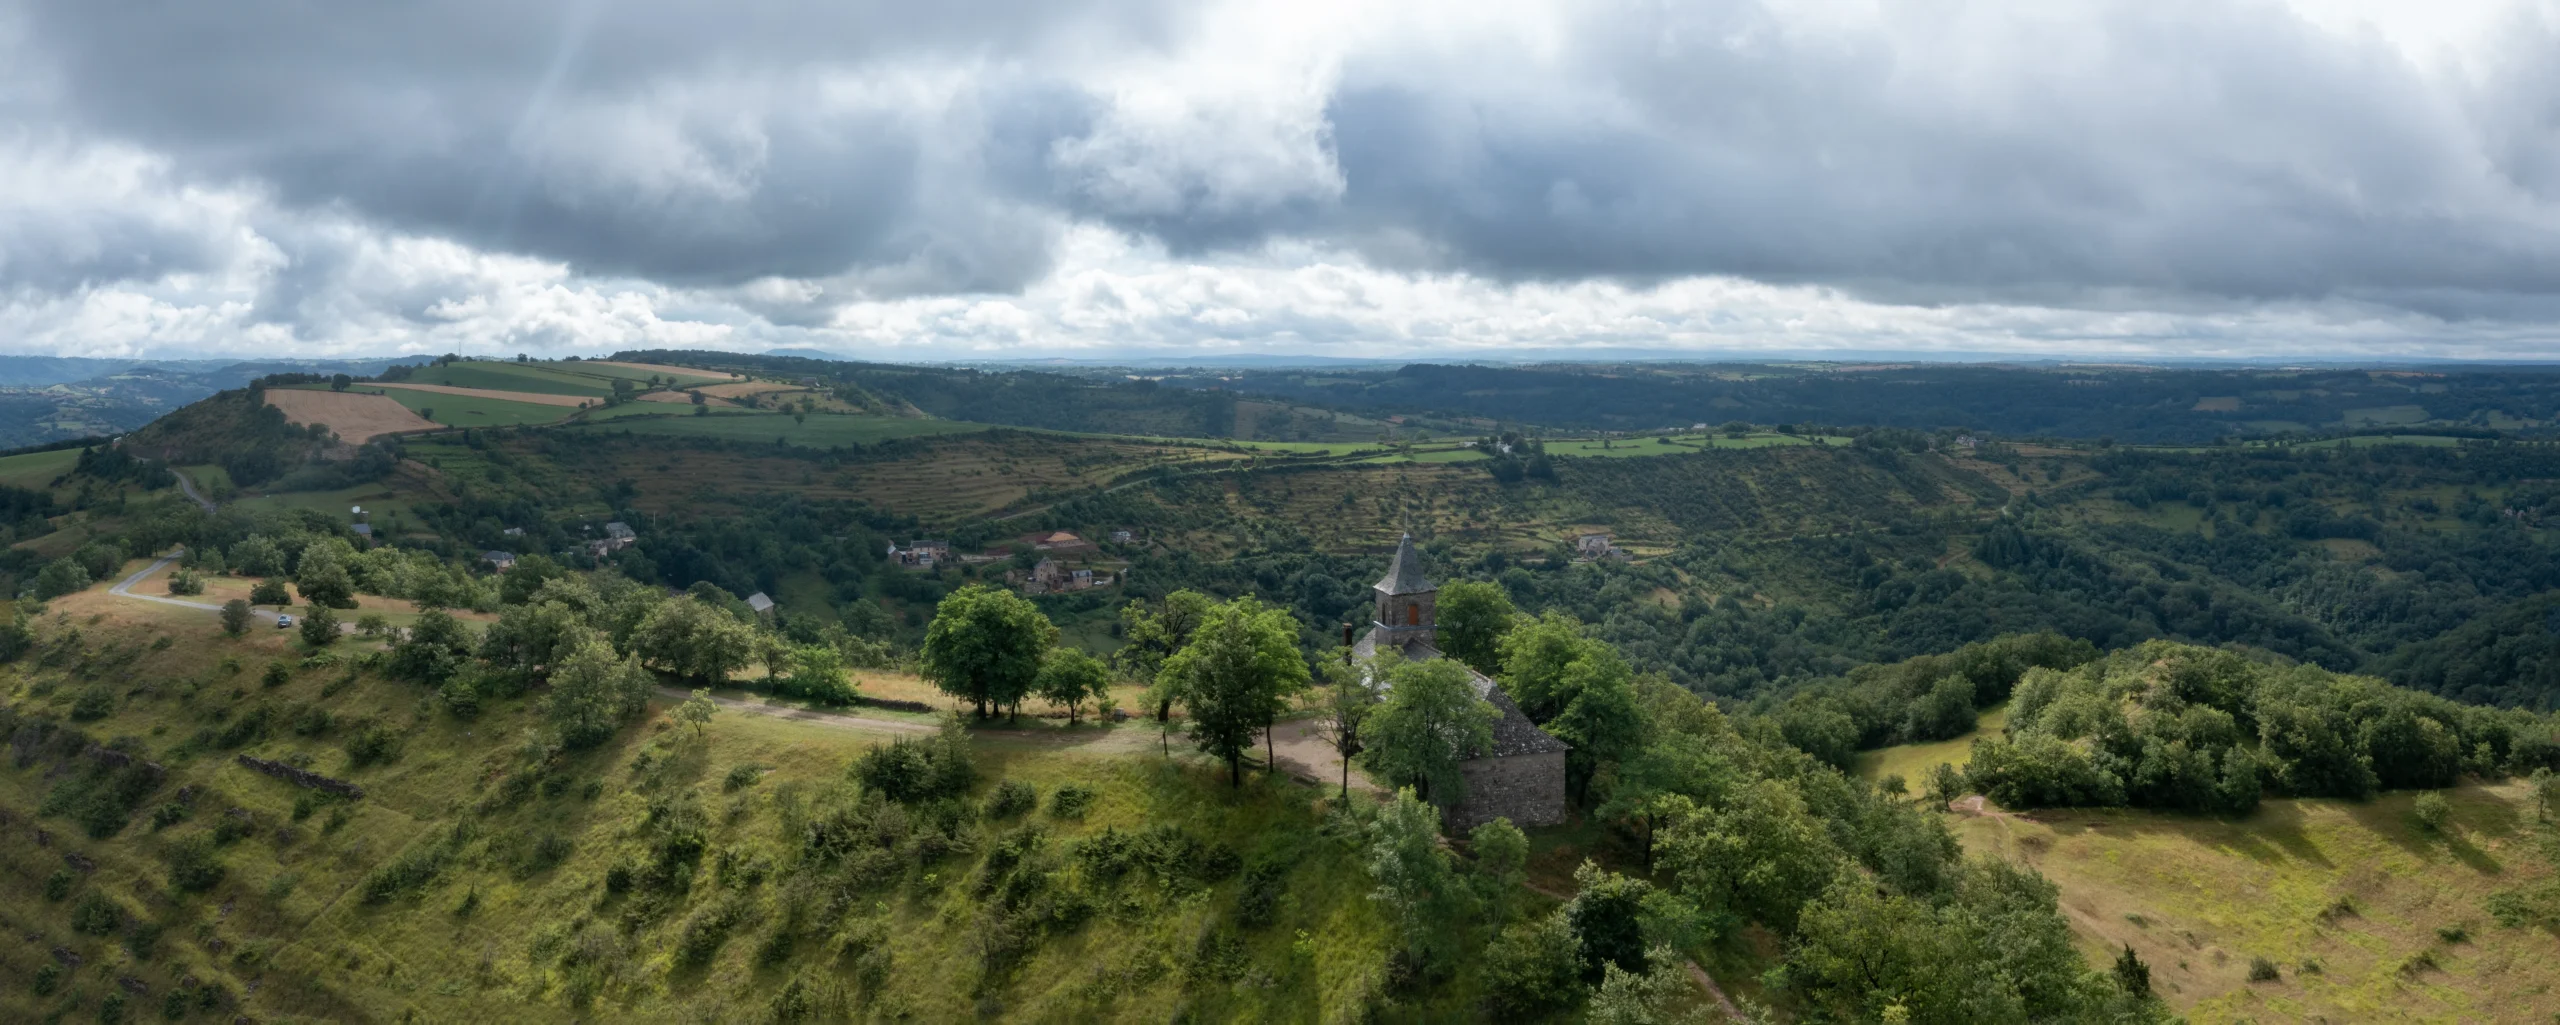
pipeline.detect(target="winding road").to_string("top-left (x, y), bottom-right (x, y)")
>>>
top-left (111, 553), bottom-right (224, 613)
top-left (170, 469), bottom-right (215, 512)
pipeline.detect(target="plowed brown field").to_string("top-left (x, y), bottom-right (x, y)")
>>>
top-left (265, 389), bottom-right (441, 444)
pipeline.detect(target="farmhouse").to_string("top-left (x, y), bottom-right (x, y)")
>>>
top-left (1352, 535), bottom-right (1567, 832)
top-left (889, 539), bottom-right (951, 569)
top-left (482, 551), bottom-right (517, 572)
top-left (1020, 557), bottom-right (1116, 596)
top-left (745, 592), bottom-right (775, 615)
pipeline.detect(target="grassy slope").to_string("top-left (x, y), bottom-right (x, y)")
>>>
top-left (0, 584), bottom-right (1409, 1024)
top-left (1953, 786), bottom-right (2559, 1024)
top-left (1855, 718), bottom-right (2560, 1024)
top-left (0, 448), bottom-right (79, 492)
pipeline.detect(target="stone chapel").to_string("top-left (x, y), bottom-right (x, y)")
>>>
top-left (1351, 534), bottom-right (1568, 831)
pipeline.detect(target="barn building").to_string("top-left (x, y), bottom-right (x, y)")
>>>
top-left (1352, 534), bottom-right (1568, 832)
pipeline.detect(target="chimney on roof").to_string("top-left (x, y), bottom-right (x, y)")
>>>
top-left (1343, 623), bottom-right (1353, 649)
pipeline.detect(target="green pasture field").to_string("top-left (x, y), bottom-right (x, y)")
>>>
top-left (2340, 404), bottom-right (2432, 426)
top-left (224, 480), bottom-right (420, 522)
top-left (2292, 434), bottom-right (2465, 450)
top-left (0, 447), bottom-right (80, 491)
top-left (553, 360), bottom-right (736, 388)
top-left (1851, 704), bottom-right (2009, 784)
top-left (398, 361), bottom-right (616, 397)
top-left (570, 411), bottom-right (990, 447)
top-left (364, 387), bottom-right (578, 429)
top-left (575, 401), bottom-right (768, 422)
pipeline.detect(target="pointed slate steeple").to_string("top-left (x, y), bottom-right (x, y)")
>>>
top-left (1375, 533), bottom-right (1433, 596)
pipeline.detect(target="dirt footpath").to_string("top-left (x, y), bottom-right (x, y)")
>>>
top-left (1269, 718), bottom-right (1380, 794)
top-left (264, 389), bottom-right (441, 444)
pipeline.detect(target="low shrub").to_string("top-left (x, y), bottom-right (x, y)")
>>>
top-left (2246, 956), bottom-right (2280, 982)
top-left (344, 716), bottom-right (401, 768)
top-left (984, 780), bottom-right (1037, 819)
top-left (1050, 783), bottom-right (1096, 819)
top-left (167, 833), bottom-right (227, 893)
top-left (2413, 792), bottom-right (2452, 833)
top-left (69, 686), bottom-right (114, 722)
top-left (71, 891), bottom-right (125, 935)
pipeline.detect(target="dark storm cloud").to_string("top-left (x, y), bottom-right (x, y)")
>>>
top-left (10, 0), bottom-right (2560, 330)
top-left (15, 0), bottom-right (1143, 292)
top-left (1309, 0), bottom-right (2560, 312)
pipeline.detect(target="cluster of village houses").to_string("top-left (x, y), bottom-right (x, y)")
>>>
top-left (886, 529), bottom-right (1139, 595)
top-left (480, 520), bottom-right (638, 574)
top-left (1575, 531), bottom-right (1632, 562)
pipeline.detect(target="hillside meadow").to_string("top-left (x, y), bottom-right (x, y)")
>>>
top-left (1851, 715), bottom-right (2560, 1024)
top-left (0, 583), bottom-right (1417, 1024)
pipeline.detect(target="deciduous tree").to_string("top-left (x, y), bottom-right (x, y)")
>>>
top-left (1161, 596), bottom-right (1308, 787)
top-left (919, 584), bottom-right (1054, 719)
top-left (633, 597), bottom-right (756, 687)
top-left (1315, 647), bottom-right (1384, 799)
top-left (1435, 580), bottom-right (1518, 675)
top-left (1035, 647), bottom-right (1110, 724)
top-left (1361, 657), bottom-right (1496, 807)
top-left (546, 634), bottom-right (653, 749)
top-left (298, 604), bottom-right (339, 647)
top-left (675, 688), bottom-right (718, 740)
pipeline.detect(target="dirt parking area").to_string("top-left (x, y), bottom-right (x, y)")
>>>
top-left (265, 389), bottom-right (441, 444)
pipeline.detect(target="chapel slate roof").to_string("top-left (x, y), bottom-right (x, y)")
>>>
top-left (1351, 628), bottom-right (1569, 759)
top-left (1374, 534), bottom-right (1434, 596)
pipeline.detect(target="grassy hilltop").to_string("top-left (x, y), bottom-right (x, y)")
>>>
top-left (0, 581), bottom-right (1411, 1023)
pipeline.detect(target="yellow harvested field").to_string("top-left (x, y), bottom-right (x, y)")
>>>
top-left (373, 382), bottom-right (592, 407)
top-left (639, 390), bottom-right (736, 406)
top-left (264, 389), bottom-right (441, 444)
top-left (591, 360), bottom-right (743, 380)
top-left (697, 380), bottom-right (808, 399)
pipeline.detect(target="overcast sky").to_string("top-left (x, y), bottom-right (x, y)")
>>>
top-left (3, 0), bottom-right (2558, 361)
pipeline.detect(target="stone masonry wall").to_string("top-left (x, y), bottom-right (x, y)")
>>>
top-left (1448, 750), bottom-right (1567, 833)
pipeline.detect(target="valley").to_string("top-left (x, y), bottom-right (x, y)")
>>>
top-left (0, 353), bottom-right (2557, 1022)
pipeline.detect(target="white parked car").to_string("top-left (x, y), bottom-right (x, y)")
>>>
top-left (277, 614), bottom-right (294, 629)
